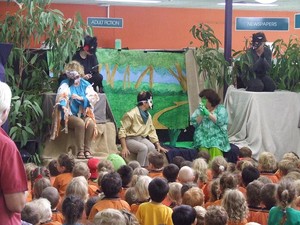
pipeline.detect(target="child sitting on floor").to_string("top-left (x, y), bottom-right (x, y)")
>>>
top-left (147, 151), bottom-right (165, 178)
top-left (136, 177), bottom-right (173, 225)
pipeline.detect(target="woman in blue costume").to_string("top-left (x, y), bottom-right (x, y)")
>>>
top-left (50, 61), bottom-right (99, 159)
top-left (190, 89), bottom-right (230, 160)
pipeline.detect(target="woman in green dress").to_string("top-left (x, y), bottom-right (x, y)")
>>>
top-left (190, 89), bottom-right (230, 160)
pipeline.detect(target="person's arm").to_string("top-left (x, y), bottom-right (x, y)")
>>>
top-left (4, 192), bottom-right (26, 213)
top-left (154, 142), bottom-right (168, 153)
top-left (120, 137), bottom-right (130, 158)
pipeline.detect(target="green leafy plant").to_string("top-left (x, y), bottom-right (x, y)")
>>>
top-left (190, 23), bottom-right (229, 89)
top-left (0, 0), bottom-right (92, 149)
top-left (271, 36), bottom-right (300, 91)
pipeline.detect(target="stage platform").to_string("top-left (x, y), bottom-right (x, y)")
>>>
top-left (224, 85), bottom-right (300, 160)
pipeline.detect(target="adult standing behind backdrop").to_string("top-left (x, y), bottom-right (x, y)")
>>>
top-left (72, 35), bottom-right (104, 93)
top-left (191, 89), bottom-right (230, 160)
top-left (50, 61), bottom-right (99, 159)
top-left (239, 32), bottom-right (276, 92)
top-left (0, 81), bottom-right (28, 224)
top-left (118, 91), bottom-right (168, 167)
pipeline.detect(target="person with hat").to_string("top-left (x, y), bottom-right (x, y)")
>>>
top-left (118, 91), bottom-right (168, 167)
top-left (238, 32), bottom-right (276, 92)
top-left (72, 35), bottom-right (104, 93)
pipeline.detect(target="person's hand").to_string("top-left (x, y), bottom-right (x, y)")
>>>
top-left (158, 145), bottom-right (168, 153)
top-left (71, 94), bottom-right (83, 101)
top-left (121, 147), bottom-right (130, 158)
top-left (84, 74), bottom-right (92, 79)
top-left (198, 103), bottom-right (210, 116)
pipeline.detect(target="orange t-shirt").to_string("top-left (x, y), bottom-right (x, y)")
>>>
top-left (88, 198), bottom-right (131, 221)
top-left (53, 172), bottom-right (73, 198)
top-left (51, 210), bottom-right (64, 224)
top-left (260, 173), bottom-right (279, 183)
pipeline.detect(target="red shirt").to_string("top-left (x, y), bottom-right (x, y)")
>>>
top-left (0, 128), bottom-right (28, 225)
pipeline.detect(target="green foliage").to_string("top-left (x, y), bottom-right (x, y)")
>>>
top-left (190, 23), bottom-right (229, 89)
top-left (0, 0), bottom-right (92, 147)
top-left (271, 36), bottom-right (300, 91)
top-left (27, 153), bottom-right (42, 165)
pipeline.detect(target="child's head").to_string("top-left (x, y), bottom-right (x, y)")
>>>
top-left (57, 153), bottom-right (75, 173)
top-left (65, 176), bottom-right (89, 202)
top-left (197, 150), bottom-right (210, 163)
top-left (124, 187), bottom-right (138, 206)
top-left (127, 160), bottom-right (141, 171)
top-left (33, 177), bottom-right (51, 199)
top-left (260, 183), bottom-right (277, 210)
top-left (276, 178), bottom-right (296, 208)
top-left (194, 206), bottom-right (206, 225)
top-left (278, 159), bottom-right (297, 177)
top-left (219, 172), bottom-right (237, 194)
top-left (181, 160), bottom-right (193, 168)
top-left (72, 161), bottom-right (90, 180)
top-left (222, 189), bottom-right (248, 222)
top-left (148, 177), bottom-right (169, 203)
top-left (192, 158), bottom-right (208, 184)
top-left (87, 158), bottom-right (100, 180)
top-left (209, 178), bottom-right (220, 202)
top-left (134, 175), bottom-right (152, 202)
top-left (148, 151), bottom-right (164, 169)
top-left (85, 196), bottom-right (101, 219)
top-left (47, 159), bottom-right (60, 177)
top-left (258, 151), bottom-right (277, 172)
top-left (177, 166), bottom-right (195, 184)
top-left (101, 172), bottom-right (122, 198)
top-left (163, 163), bottom-right (179, 183)
top-left (211, 156), bottom-right (227, 178)
top-left (172, 205), bottom-right (197, 225)
top-left (62, 195), bottom-right (84, 224)
top-left (30, 166), bottom-right (51, 190)
top-left (204, 206), bottom-right (228, 225)
top-left (182, 187), bottom-right (204, 207)
top-left (93, 208), bottom-right (126, 225)
top-left (97, 159), bottom-right (115, 173)
top-left (181, 182), bottom-right (197, 197)
top-left (107, 153), bottom-right (126, 171)
top-left (21, 201), bottom-right (41, 225)
top-left (24, 162), bottom-right (38, 181)
top-left (239, 147), bottom-right (252, 158)
top-left (41, 186), bottom-right (60, 210)
top-left (241, 166), bottom-right (260, 187)
top-left (168, 182), bottom-right (183, 206)
top-left (282, 152), bottom-right (299, 162)
top-left (34, 198), bottom-right (52, 224)
top-left (246, 180), bottom-right (264, 207)
top-left (172, 156), bottom-right (185, 168)
top-left (117, 165), bottom-right (133, 188)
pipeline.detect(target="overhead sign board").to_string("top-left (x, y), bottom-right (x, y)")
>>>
top-left (87, 17), bottom-right (123, 28)
top-left (236, 17), bottom-right (289, 31)
top-left (295, 14), bottom-right (300, 29)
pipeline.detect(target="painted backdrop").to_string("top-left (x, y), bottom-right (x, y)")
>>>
top-left (96, 49), bottom-right (189, 129)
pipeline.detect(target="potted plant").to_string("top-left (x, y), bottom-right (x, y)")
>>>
top-left (0, 0), bottom-right (92, 160)
top-left (190, 23), bottom-right (230, 90)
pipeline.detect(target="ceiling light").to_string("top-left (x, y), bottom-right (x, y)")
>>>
top-left (218, 2), bottom-right (278, 7)
top-left (255, 0), bottom-right (277, 3)
top-left (96, 0), bottom-right (162, 3)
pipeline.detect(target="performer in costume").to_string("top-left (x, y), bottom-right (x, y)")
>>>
top-left (191, 89), bottom-right (230, 160)
top-left (239, 32), bottom-right (276, 92)
top-left (118, 91), bottom-right (168, 167)
top-left (72, 35), bottom-right (104, 93)
top-left (50, 61), bottom-right (99, 159)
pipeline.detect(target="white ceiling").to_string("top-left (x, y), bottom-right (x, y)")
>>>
top-left (47, 0), bottom-right (300, 11)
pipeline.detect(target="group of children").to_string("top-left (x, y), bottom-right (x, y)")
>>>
top-left (21, 147), bottom-right (300, 225)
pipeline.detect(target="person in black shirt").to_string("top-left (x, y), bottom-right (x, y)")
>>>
top-left (72, 35), bottom-right (104, 93)
top-left (238, 32), bottom-right (276, 92)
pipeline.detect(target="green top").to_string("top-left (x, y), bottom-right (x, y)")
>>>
top-left (190, 104), bottom-right (230, 152)
top-left (268, 206), bottom-right (300, 225)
